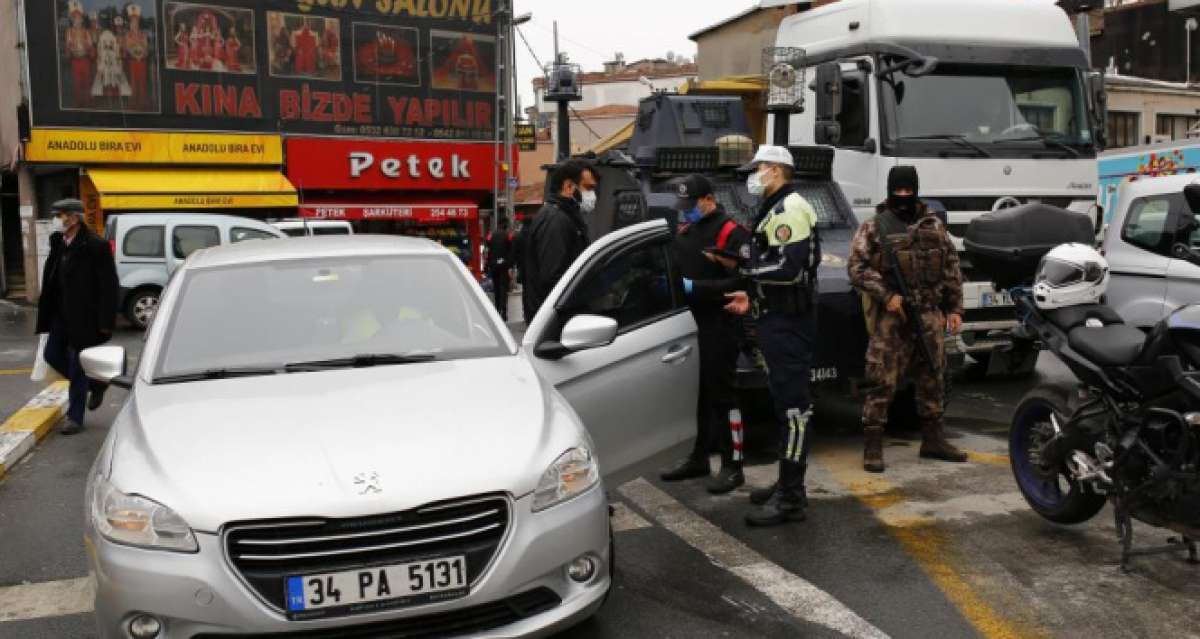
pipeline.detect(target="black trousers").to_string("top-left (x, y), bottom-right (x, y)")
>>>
top-left (689, 313), bottom-right (741, 466)
top-left (490, 268), bottom-right (510, 321)
top-left (757, 310), bottom-right (817, 503)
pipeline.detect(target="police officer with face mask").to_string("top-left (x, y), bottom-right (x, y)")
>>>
top-left (725, 145), bottom-right (821, 527)
top-left (659, 175), bottom-right (752, 494)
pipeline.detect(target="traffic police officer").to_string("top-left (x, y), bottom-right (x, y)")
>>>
top-left (725, 146), bottom-right (820, 526)
top-left (659, 175), bottom-right (752, 494)
top-left (847, 165), bottom-right (968, 472)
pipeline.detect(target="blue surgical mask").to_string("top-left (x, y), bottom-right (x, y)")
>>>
top-left (683, 206), bottom-right (703, 225)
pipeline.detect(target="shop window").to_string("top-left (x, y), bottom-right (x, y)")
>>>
top-left (1106, 111), bottom-right (1141, 149)
top-left (123, 226), bottom-right (165, 258)
top-left (230, 227), bottom-right (277, 243)
top-left (172, 226), bottom-right (220, 259)
top-left (561, 241), bottom-right (676, 332)
top-left (1155, 114), bottom-right (1200, 141)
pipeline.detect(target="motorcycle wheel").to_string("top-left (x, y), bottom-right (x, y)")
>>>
top-left (1009, 386), bottom-right (1106, 524)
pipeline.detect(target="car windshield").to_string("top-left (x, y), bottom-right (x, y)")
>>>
top-left (881, 64), bottom-right (1092, 149)
top-left (155, 254), bottom-right (508, 379)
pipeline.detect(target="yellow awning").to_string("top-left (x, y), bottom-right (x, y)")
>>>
top-left (587, 120), bottom-right (635, 155)
top-left (86, 168), bottom-right (298, 210)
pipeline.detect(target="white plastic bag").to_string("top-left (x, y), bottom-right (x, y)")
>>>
top-left (30, 334), bottom-right (64, 384)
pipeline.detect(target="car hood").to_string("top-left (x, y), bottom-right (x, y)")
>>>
top-left (109, 357), bottom-right (576, 532)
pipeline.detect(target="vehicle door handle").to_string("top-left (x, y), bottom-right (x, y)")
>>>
top-left (661, 345), bottom-right (693, 365)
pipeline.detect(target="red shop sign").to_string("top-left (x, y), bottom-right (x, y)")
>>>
top-left (286, 138), bottom-right (499, 191)
top-left (300, 203), bottom-right (478, 222)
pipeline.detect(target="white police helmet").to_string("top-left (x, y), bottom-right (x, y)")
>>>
top-left (1033, 243), bottom-right (1109, 310)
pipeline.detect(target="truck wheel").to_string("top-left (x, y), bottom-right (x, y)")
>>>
top-left (125, 288), bottom-right (161, 330)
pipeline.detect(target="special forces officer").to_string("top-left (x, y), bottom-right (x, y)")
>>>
top-left (660, 175), bottom-right (752, 494)
top-left (724, 146), bottom-right (821, 526)
top-left (847, 165), bottom-right (968, 473)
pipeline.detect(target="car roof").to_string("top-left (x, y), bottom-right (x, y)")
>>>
top-left (111, 212), bottom-right (279, 227)
top-left (185, 235), bottom-right (446, 270)
top-left (270, 219), bottom-right (352, 226)
top-left (1119, 173), bottom-right (1199, 200)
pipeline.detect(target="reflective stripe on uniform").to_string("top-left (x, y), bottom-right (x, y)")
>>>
top-left (784, 408), bottom-right (812, 462)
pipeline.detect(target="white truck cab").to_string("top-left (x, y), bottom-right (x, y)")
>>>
top-left (772, 0), bottom-right (1106, 374)
top-left (1103, 173), bottom-right (1200, 328)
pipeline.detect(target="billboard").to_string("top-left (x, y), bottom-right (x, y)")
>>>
top-left (27, 0), bottom-right (498, 141)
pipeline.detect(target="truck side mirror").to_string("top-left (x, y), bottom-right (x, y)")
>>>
top-left (1087, 71), bottom-right (1108, 148)
top-left (813, 62), bottom-right (842, 146)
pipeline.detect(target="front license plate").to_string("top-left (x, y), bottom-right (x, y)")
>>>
top-left (981, 290), bottom-right (1013, 307)
top-left (286, 555), bottom-right (467, 615)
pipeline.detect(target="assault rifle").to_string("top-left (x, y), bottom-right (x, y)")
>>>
top-left (878, 222), bottom-right (937, 374)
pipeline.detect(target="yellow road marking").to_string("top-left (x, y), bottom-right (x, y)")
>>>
top-left (0, 369), bottom-right (33, 376)
top-left (967, 450), bottom-right (1010, 467)
top-left (816, 443), bottom-right (1047, 639)
top-left (1, 381), bottom-right (69, 441)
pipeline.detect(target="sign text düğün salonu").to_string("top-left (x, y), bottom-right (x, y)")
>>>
top-left (294, 0), bottom-right (494, 23)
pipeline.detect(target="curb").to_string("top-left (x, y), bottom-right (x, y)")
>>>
top-left (0, 381), bottom-right (70, 479)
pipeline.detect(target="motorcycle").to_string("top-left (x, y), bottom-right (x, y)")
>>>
top-left (966, 200), bottom-right (1200, 571)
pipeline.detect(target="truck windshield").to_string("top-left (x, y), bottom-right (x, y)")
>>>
top-left (881, 64), bottom-right (1092, 154)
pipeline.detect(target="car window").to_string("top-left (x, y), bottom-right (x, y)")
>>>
top-left (156, 255), bottom-right (508, 378)
top-left (562, 241), bottom-right (676, 332)
top-left (1122, 194), bottom-right (1184, 257)
top-left (172, 225), bottom-right (220, 259)
top-left (231, 227), bottom-right (278, 243)
top-left (279, 227), bottom-right (307, 237)
top-left (123, 225), bottom-right (165, 258)
top-left (313, 226), bottom-right (351, 236)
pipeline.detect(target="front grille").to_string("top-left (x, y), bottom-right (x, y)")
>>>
top-left (224, 495), bottom-right (509, 615)
top-left (190, 588), bottom-right (561, 638)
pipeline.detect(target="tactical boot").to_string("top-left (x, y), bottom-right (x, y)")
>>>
top-left (60, 419), bottom-right (85, 436)
top-left (919, 422), bottom-right (968, 463)
top-left (863, 427), bottom-right (886, 473)
top-left (745, 491), bottom-right (806, 526)
top-left (660, 457), bottom-right (710, 482)
top-left (749, 482), bottom-right (777, 505)
top-left (707, 463), bottom-right (745, 495)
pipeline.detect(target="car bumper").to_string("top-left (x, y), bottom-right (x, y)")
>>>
top-left (86, 485), bottom-right (611, 639)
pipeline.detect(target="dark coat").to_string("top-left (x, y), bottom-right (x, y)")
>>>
top-left (670, 206), bottom-right (750, 319)
top-left (522, 195), bottom-right (589, 317)
top-left (36, 225), bottom-right (120, 350)
top-left (486, 229), bottom-right (514, 271)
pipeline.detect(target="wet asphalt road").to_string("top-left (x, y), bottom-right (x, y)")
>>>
top-left (1, 312), bottom-right (1197, 639)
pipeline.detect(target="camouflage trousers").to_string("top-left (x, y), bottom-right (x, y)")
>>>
top-left (861, 309), bottom-right (946, 432)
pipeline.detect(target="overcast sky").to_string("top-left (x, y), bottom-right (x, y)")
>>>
top-left (512, 0), bottom-right (754, 108)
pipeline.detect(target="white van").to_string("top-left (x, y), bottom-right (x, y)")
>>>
top-left (1102, 173), bottom-right (1200, 328)
top-left (104, 213), bottom-right (285, 328)
top-left (270, 219), bottom-right (354, 237)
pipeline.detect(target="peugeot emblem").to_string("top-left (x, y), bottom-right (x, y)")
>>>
top-left (992, 196), bottom-right (1022, 212)
top-left (1003, 165), bottom-right (1013, 176)
top-left (354, 472), bottom-right (382, 495)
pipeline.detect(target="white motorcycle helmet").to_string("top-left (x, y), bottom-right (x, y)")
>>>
top-left (1033, 243), bottom-right (1109, 310)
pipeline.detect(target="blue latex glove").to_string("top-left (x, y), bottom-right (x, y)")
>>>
top-left (682, 278), bottom-right (694, 296)
top-left (682, 207), bottom-right (703, 225)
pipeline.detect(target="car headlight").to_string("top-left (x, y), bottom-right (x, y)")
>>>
top-left (532, 446), bottom-right (600, 512)
top-left (89, 474), bottom-right (198, 552)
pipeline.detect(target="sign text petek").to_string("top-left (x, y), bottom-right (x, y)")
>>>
top-left (348, 151), bottom-right (471, 181)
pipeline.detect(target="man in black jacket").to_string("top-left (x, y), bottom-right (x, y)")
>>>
top-left (660, 175), bottom-right (752, 494)
top-left (485, 219), bottom-right (514, 321)
top-left (521, 160), bottom-right (598, 322)
top-left (36, 199), bottom-right (120, 435)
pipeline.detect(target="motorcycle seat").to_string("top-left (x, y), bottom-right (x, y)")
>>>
top-left (1046, 304), bottom-right (1125, 332)
top-left (1068, 324), bottom-right (1148, 366)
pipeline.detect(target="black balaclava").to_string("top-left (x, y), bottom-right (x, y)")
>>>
top-left (887, 165), bottom-right (920, 221)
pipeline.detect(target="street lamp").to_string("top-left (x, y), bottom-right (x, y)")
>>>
top-left (1187, 18), bottom-right (1198, 84)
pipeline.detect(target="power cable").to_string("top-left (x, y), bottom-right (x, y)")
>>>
top-left (516, 27), bottom-right (604, 142)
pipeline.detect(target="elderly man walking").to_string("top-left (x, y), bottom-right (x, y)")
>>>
top-left (36, 199), bottom-right (119, 435)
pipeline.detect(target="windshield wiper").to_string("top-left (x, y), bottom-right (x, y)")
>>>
top-left (284, 352), bottom-right (438, 372)
top-left (894, 134), bottom-right (991, 158)
top-left (993, 135), bottom-right (1081, 158)
top-left (154, 367), bottom-right (279, 385)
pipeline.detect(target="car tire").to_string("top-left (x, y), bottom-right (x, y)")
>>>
top-left (125, 287), bottom-right (161, 330)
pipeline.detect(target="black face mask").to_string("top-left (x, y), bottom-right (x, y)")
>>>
top-left (889, 194), bottom-right (918, 219)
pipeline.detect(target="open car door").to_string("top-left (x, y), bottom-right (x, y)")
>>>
top-left (523, 220), bottom-right (699, 477)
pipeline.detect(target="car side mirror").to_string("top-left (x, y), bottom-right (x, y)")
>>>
top-left (1172, 242), bottom-right (1200, 267)
top-left (80, 345), bottom-right (132, 389)
top-left (560, 314), bottom-right (618, 352)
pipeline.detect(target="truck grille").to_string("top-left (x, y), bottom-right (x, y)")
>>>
top-left (224, 495), bottom-right (510, 613)
top-left (190, 588), bottom-right (561, 638)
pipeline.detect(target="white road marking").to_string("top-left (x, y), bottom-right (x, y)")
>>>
top-left (0, 577), bottom-right (94, 622)
top-left (610, 501), bottom-right (653, 532)
top-left (619, 477), bottom-right (889, 639)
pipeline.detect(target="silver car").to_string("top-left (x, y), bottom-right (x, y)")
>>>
top-left (80, 220), bottom-right (699, 638)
